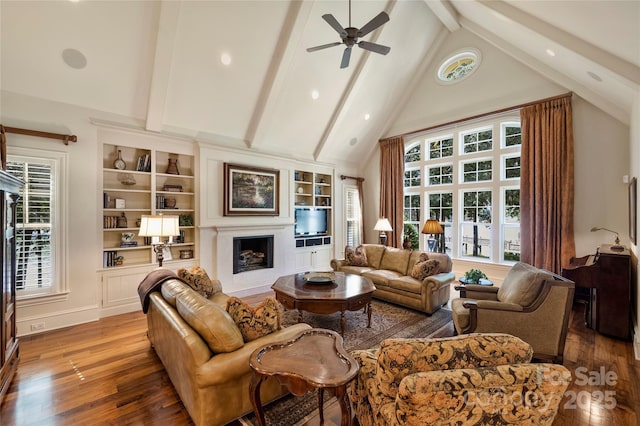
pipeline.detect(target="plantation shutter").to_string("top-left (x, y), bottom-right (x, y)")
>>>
top-left (6, 160), bottom-right (53, 291)
top-left (345, 187), bottom-right (362, 247)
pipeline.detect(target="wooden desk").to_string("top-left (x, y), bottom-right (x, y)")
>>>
top-left (249, 328), bottom-right (359, 426)
top-left (562, 244), bottom-right (631, 340)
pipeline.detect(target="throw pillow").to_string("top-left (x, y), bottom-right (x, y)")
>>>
top-left (345, 245), bottom-right (368, 266)
top-left (177, 266), bottom-right (222, 298)
top-left (411, 258), bottom-right (440, 281)
top-left (176, 291), bottom-right (244, 353)
top-left (226, 296), bottom-right (282, 342)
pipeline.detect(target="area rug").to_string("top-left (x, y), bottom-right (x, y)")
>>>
top-left (240, 300), bottom-right (452, 426)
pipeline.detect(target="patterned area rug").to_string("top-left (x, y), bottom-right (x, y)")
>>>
top-left (240, 299), bottom-right (452, 426)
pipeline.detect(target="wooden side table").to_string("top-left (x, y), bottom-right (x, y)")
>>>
top-left (249, 328), bottom-right (359, 426)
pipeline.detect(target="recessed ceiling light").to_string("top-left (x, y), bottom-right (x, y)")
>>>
top-left (364, 113), bottom-right (370, 121)
top-left (311, 90), bottom-right (319, 100)
top-left (61, 48), bottom-right (87, 69)
top-left (349, 138), bottom-right (358, 146)
top-left (587, 71), bottom-right (602, 82)
top-left (436, 48), bottom-right (481, 84)
top-left (546, 49), bottom-right (556, 57)
top-left (220, 53), bottom-right (231, 66)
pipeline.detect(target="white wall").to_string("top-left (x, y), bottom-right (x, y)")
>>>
top-left (1, 91), bottom-right (355, 335)
top-left (197, 143), bottom-right (340, 294)
top-left (2, 91), bottom-right (102, 335)
top-left (364, 27), bottom-right (631, 278)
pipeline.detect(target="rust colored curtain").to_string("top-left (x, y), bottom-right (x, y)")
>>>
top-left (520, 95), bottom-right (575, 272)
top-left (379, 136), bottom-right (404, 247)
top-left (357, 178), bottom-right (366, 242)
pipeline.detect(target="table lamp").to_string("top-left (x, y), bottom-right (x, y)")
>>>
top-left (139, 214), bottom-right (180, 267)
top-left (374, 218), bottom-right (393, 246)
top-left (422, 219), bottom-right (444, 252)
top-left (590, 226), bottom-right (624, 251)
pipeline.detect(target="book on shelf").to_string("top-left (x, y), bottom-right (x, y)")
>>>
top-left (119, 241), bottom-right (139, 248)
top-left (103, 215), bottom-right (120, 229)
top-left (136, 154), bottom-right (151, 172)
top-left (163, 184), bottom-right (183, 192)
top-left (103, 250), bottom-right (118, 267)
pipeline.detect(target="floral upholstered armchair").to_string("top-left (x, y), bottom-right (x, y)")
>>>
top-left (347, 333), bottom-right (571, 426)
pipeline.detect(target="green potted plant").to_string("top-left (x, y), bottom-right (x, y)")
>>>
top-left (463, 268), bottom-right (487, 284)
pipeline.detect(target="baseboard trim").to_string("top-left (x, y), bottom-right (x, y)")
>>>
top-left (17, 304), bottom-right (100, 337)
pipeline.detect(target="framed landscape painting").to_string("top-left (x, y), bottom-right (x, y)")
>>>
top-left (223, 163), bottom-right (279, 216)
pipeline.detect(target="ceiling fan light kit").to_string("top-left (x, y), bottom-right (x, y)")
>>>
top-left (307, 0), bottom-right (390, 69)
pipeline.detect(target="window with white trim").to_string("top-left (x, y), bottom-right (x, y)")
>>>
top-left (404, 144), bottom-right (421, 163)
top-left (403, 194), bottom-right (421, 250)
top-left (7, 148), bottom-right (66, 297)
top-left (462, 159), bottom-right (492, 183)
top-left (403, 115), bottom-right (521, 263)
top-left (503, 155), bottom-right (521, 180)
top-left (502, 187), bottom-right (521, 262)
top-left (428, 163), bottom-right (453, 186)
top-left (461, 127), bottom-right (492, 154)
top-left (344, 186), bottom-right (362, 247)
top-left (461, 190), bottom-right (492, 258)
top-left (428, 136), bottom-right (453, 159)
top-left (404, 168), bottom-right (421, 188)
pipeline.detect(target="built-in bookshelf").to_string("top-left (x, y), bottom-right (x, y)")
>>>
top-left (293, 169), bottom-right (333, 271)
top-left (102, 143), bottom-right (196, 268)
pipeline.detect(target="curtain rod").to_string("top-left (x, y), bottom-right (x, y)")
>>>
top-left (340, 174), bottom-right (364, 182)
top-left (396, 92), bottom-right (573, 140)
top-left (1, 125), bottom-right (77, 145)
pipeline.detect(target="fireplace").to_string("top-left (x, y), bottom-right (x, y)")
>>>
top-left (233, 235), bottom-right (274, 274)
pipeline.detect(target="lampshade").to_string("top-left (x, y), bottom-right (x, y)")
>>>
top-left (421, 219), bottom-right (444, 235)
top-left (374, 218), bottom-right (393, 232)
top-left (139, 215), bottom-right (179, 238)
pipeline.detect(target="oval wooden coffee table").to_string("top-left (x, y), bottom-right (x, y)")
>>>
top-left (271, 272), bottom-right (376, 335)
top-left (249, 328), bottom-right (359, 426)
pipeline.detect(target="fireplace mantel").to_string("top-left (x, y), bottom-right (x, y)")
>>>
top-left (210, 223), bottom-right (296, 295)
top-left (213, 224), bottom-right (291, 233)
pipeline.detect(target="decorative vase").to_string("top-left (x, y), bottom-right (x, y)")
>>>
top-left (166, 159), bottom-right (179, 175)
top-left (117, 212), bottom-right (128, 228)
top-left (121, 232), bottom-right (135, 242)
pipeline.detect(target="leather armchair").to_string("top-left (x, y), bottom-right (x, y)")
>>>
top-left (452, 262), bottom-right (575, 363)
top-left (347, 333), bottom-right (571, 426)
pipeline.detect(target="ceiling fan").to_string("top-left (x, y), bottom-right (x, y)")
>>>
top-left (307, 0), bottom-right (390, 69)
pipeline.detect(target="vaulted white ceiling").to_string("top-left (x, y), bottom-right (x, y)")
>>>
top-left (1, 1), bottom-right (638, 168)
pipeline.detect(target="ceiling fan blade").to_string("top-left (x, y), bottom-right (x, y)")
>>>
top-left (357, 11), bottom-right (389, 38)
top-left (340, 47), bottom-right (352, 69)
top-left (358, 41), bottom-right (390, 55)
top-left (322, 14), bottom-right (347, 37)
top-left (307, 42), bottom-right (342, 52)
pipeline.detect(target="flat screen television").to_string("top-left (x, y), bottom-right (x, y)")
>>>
top-left (294, 208), bottom-right (328, 237)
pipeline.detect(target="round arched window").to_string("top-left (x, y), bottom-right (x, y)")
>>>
top-left (436, 49), bottom-right (481, 84)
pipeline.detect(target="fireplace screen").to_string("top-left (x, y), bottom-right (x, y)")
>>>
top-left (233, 235), bottom-right (274, 274)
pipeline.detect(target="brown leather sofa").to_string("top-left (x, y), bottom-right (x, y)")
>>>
top-left (331, 244), bottom-right (454, 314)
top-left (145, 277), bottom-right (311, 425)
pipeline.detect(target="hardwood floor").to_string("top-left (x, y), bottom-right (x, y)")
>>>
top-left (1, 295), bottom-right (638, 425)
